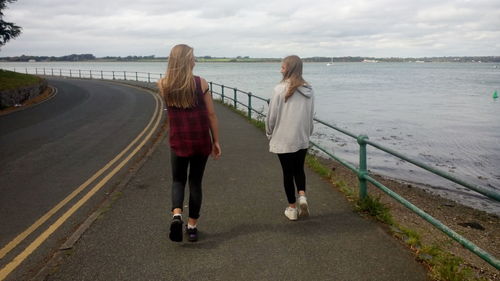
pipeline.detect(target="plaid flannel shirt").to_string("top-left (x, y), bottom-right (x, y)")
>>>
top-left (167, 76), bottom-right (212, 157)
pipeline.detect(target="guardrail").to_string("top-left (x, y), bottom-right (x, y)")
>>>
top-left (7, 67), bottom-right (164, 83)
top-left (4, 67), bottom-right (500, 269)
top-left (209, 82), bottom-right (269, 119)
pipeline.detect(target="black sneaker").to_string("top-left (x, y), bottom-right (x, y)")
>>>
top-left (169, 216), bottom-right (183, 242)
top-left (186, 227), bottom-right (198, 242)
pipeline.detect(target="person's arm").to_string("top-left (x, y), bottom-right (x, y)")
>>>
top-left (310, 91), bottom-right (315, 135)
top-left (265, 87), bottom-right (280, 140)
top-left (201, 78), bottom-right (221, 159)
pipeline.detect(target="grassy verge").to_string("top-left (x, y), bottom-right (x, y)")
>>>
top-left (216, 98), bottom-right (489, 281)
top-left (217, 99), bottom-right (266, 131)
top-left (0, 69), bottom-right (41, 91)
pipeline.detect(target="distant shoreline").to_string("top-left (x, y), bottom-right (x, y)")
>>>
top-left (3, 59), bottom-right (500, 64)
top-left (1, 55), bottom-right (499, 63)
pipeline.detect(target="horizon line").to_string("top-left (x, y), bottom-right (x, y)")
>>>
top-left (1, 54), bottom-right (500, 59)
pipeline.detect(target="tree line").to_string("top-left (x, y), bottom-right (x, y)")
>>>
top-left (2, 54), bottom-right (96, 62)
top-left (2, 54), bottom-right (499, 63)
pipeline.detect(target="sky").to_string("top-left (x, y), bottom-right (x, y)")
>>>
top-left (1, 0), bottom-right (499, 58)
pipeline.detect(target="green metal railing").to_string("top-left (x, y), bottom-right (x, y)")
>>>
top-left (209, 82), bottom-right (269, 119)
top-left (4, 67), bottom-right (500, 269)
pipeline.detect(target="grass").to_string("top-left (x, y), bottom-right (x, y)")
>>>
top-left (356, 195), bottom-right (395, 225)
top-left (218, 99), bottom-right (266, 131)
top-left (421, 245), bottom-right (486, 281)
top-left (0, 69), bottom-right (41, 91)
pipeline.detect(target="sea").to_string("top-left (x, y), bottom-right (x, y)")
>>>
top-left (1, 61), bottom-right (499, 215)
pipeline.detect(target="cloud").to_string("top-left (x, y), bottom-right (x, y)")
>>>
top-left (1, 0), bottom-right (499, 57)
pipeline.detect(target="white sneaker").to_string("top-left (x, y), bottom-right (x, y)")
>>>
top-left (298, 196), bottom-right (309, 217)
top-left (284, 207), bottom-right (298, 221)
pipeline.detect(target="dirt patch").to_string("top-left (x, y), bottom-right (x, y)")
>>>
top-left (317, 157), bottom-right (499, 280)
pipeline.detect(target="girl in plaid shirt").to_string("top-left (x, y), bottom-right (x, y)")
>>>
top-left (158, 44), bottom-right (221, 242)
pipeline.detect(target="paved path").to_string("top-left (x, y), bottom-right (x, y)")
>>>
top-left (44, 98), bottom-right (429, 281)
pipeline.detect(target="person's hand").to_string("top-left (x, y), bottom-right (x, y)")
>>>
top-left (212, 142), bottom-right (221, 159)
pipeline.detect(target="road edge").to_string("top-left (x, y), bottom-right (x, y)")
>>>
top-left (29, 82), bottom-right (167, 281)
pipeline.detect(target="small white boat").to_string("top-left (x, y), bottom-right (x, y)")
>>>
top-left (326, 58), bottom-right (333, 66)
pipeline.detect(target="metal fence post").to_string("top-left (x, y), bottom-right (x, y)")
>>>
top-left (90, 70), bottom-right (93, 79)
top-left (148, 73), bottom-right (151, 83)
top-left (124, 71), bottom-right (127, 80)
top-left (357, 135), bottom-right (369, 200)
top-left (135, 72), bottom-right (138, 81)
top-left (101, 70), bottom-right (103, 80)
top-left (59, 69), bottom-right (62, 77)
top-left (43, 68), bottom-right (46, 75)
top-left (221, 85), bottom-right (225, 103)
top-left (209, 82), bottom-right (213, 98)
top-left (234, 88), bottom-right (237, 108)
top-left (70, 69), bottom-right (72, 78)
top-left (78, 69), bottom-right (81, 78)
top-left (248, 92), bottom-right (252, 119)
top-left (51, 68), bottom-right (54, 76)
top-left (35, 68), bottom-right (38, 75)
top-left (112, 71), bottom-right (115, 80)
top-left (25, 68), bottom-right (28, 74)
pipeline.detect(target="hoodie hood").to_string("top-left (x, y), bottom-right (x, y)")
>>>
top-left (296, 84), bottom-right (313, 98)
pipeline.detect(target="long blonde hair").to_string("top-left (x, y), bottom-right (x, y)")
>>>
top-left (158, 44), bottom-right (197, 108)
top-left (281, 55), bottom-right (307, 102)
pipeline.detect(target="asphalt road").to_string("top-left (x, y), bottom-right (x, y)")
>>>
top-left (0, 78), bottom-right (159, 280)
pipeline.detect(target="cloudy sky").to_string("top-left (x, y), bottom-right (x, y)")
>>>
top-left (1, 0), bottom-right (499, 58)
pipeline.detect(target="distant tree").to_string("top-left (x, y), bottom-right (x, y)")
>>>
top-left (0, 0), bottom-right (21, 48)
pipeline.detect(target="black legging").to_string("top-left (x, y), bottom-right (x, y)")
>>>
top-left (277, 149), bottom-right (307, 204)
top-left (170, 150), bottom-right (208, 219)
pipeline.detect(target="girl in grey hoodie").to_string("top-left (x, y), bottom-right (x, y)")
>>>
top-left (265, 55), bottom-right (315, 221)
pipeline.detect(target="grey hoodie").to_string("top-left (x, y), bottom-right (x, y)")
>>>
top-left (265, 82), bottom-right (314, 153)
